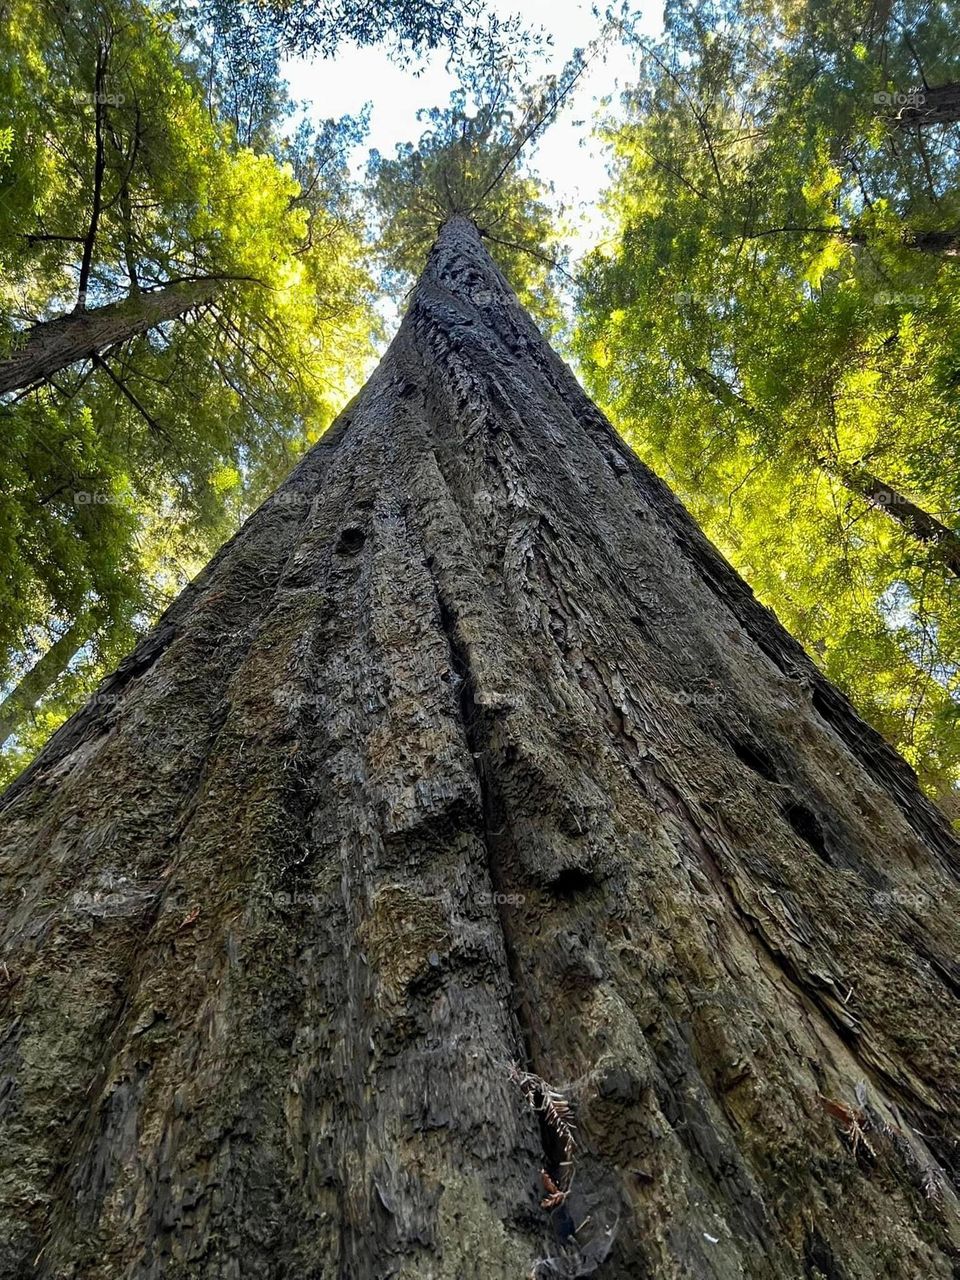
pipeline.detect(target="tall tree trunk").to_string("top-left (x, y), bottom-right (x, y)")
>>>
top-left (0, 216), bottom-right (958, 1279)
top-left (0, 618), bottom-right (88, 747)
top-left (0, 278), bottom-right (219, 396)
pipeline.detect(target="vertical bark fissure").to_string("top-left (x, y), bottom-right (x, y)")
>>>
top-left (446, 704), bottom-right (600, 1261)
top-left (434, 600), bottom-right (522, 1025)
top-left (433, 590), bottom-right (571, 1194)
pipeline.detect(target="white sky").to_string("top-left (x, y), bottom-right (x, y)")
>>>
top-left (283, 0), bottom-right (662, 269)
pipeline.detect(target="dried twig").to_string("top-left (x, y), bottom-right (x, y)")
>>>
top-left (511, 1062), bottom-right (578, 1193)
top-left (819, 1094), bottom-right (876, 1157)
top-left (540, 1169), bottom-right (568, 1210)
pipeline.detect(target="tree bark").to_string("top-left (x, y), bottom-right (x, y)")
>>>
top-left (0, 278), bottom-right (219, 396)
top-left (0, 216), bottom-right (958, 1279)
top-left (896, 228), bottom-right (960, 256)
top-left (886, 83), bottom-right (960, 129)
top-left (0, 618), bottom-right (88, 748)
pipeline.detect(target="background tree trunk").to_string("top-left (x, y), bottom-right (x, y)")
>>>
top-left (887, 83), bottom-right (960, 129)
top-left (826, 460), bottom-right (960, 576)
top-left (685, 362), bottom-right (960, 579)
top-left (0, 279), bottom-right (219, 396)
top-left (0, 618), bottom-right (89, 747)
top-left (0, 216), bottom-right (957, 1279)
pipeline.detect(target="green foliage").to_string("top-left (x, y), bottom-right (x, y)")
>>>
top-left (367, 71), bottom-right (580, 330)
top-left (0, 0), bottom-right (376, 772)
top-left (576, 0), bottom-right (960, 801)
top-left (208, 0), bottom-right (535, 62)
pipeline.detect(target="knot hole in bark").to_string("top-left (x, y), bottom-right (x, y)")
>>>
top-left (548, 866), bottom-right (598, 899)
top-left (783, 799), bottom-right (830, 862)
top-left (729, 734), bottom-right (779, 782)
top-left (335, 526), bottom-right (366, 556)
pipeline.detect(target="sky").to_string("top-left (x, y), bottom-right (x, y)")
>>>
top-left (283, 0), bottom-right (662, 270)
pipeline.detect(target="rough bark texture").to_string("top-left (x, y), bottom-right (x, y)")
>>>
top-left (1, 217), bottom-right (958, 1280)
top-left (0, 279), bottom-right (217, 395)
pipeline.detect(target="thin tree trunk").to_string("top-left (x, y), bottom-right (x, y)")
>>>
top-left (0, 278), bottom-right (219, 396)
top-left (743, 224), bottom-right (960, 255)
top-left (74, 40), bottom-right (109, 313)
top-left (832, 460), bottom-right (960, 576)
top-left (117, 182), bottom-right (140, 296)
top-left (686, 364), bottom-right (960, 578)
top-left (108, 106), bottom-right (143, 297)
top-left (0, 216), bottom-right (957, 1279)
top-left (0, 619), bottom-right (88, 747)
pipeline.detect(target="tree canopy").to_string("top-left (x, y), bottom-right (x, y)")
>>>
top-left (575, 0), bottom-right (960, 803)
top-left (3, 0), bottom-right (960, 819)
top-left (366, 65), bottom-right (588, 330)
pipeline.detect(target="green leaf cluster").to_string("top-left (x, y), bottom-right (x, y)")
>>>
top-left (576, 0), bottom-right (960, 802)
top-left (0, 0), bottom-right (376, 772)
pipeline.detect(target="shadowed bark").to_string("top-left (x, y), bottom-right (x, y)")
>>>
top-left (886, 83), bottom-right (960, 129)
top-left (0, 216), bottom-right (957, 1279)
